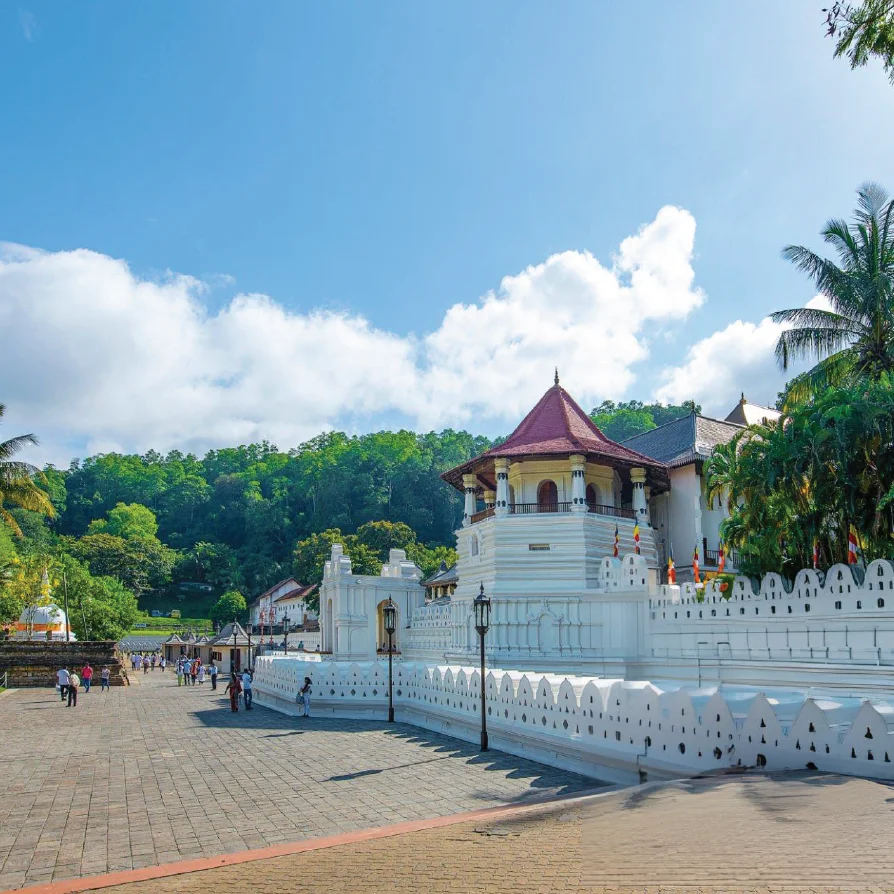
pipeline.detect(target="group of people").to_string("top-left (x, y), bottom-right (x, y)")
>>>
top-left (55, 663), bottom-right (111, 705)
top-left (128, 652), bottom-right (166, 673)
top-left (175, 656), bottom-right (217, 688)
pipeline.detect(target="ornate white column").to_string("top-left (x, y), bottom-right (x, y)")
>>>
top-left (631, 467), bottom-right (649, 524)
top-left (570, 454), bottom-right (587, 512)
top-left (494, 457), bottom-right (510, 516)
top-left (483, 489), bottom-right (496, 510)
top-left (462, 474), bottom-right (478, 526)
top-left (643, 485), bottom-right (652, 525)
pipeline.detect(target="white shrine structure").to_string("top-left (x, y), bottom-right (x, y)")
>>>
top-left (254, 378), bottom-right (894, 785)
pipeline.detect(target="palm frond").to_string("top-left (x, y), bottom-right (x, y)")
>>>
top-left (0, 433), bottom-right (39, 461)
top-left (780, 350), bottom-right (859, 408)
top-left (774, 325), bottom-right (859, 370)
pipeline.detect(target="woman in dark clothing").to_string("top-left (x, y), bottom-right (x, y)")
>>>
top-left (224, 672), bottom-right (242, 712)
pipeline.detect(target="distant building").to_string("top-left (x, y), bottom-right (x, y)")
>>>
top-left (422, 561), bottom-right (457, 601)
top-left (249, 578), bottom-right (318, 629)
top-left (724, 393), bottom-right (781, 427)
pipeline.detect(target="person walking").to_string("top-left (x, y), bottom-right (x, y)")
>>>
top-left (297, 677), bottom-right (312, 717)
top-left (67, 671), bottom-right (80, 707)
top-left (56, 666), bottom-right (70, 703)
top-left (151, 653), bottom-right (156, 670)
top-left (209, 660), bottom-right (218, 691)
top-left (160, 656), bottom-right (166, 672)
top-left (81, 663), bottom-right (93, 693)
top-left (100, 665), bottom-right (111, 692)
top-left (224, 672), bottom-right (241, 713)
top-left (176, 660), bottom-right (184, 687)
top-left (197, 663), bottom-right (206, 685)
top-left (142, 655), bottom-right (150, 675)
top-left (190, 659), bottom-right (199, 686)
top-left (241, 669), bottom-right (253, 710)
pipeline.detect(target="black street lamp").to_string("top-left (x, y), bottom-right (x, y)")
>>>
top-left (231, 617), bottom-right (238, 674)
top-left (473, 583), bottom-right (491, 751)
top-left (282, 614), bottom-right (290, 653)
top-left (246, 622), bottom-right (253, 672)
top-left (383, 598), bottom-right (397, 723)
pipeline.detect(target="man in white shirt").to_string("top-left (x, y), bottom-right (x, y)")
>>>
top-left (57, 667), bottom-right (70, 703)
top-left (241, 670), bottom-right (253, 710)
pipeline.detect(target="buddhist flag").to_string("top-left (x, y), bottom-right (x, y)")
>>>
top-left (613, 524), bottom-right (619, 558)
top-left (848, 528), bottom-right (859, 565)
top-left (717, 539), bottom-right (726, 574)
top-left (633, 523), bottom-right (641, 555)
top-left (693, 544), bottom-right (701, 584)
top-left (667, 546), bottom-right (676, 585)
top-left (812, 540), bottom-right (819, 570)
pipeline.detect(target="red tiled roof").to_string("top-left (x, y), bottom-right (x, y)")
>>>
top-left (273, 584), bottom-right (318, 604)
top-left (442, 383), bottom-right (669, 492)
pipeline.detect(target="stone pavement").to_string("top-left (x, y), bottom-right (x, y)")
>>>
top-left (0, 670), bottom-right (595, 890)
top-left (78, 773), bottom-right (894, 894)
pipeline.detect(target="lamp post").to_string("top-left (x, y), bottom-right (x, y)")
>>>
top-left (246, 622), bottom-right (253, 672)
top-left (282, 614), bottom-right (290, 654)
top-left (473, 583), bottom-right (491, 751)
top-left (231, 617), bottom-right (238, 674)
top-left (383, 598), bottom-right (397, 723)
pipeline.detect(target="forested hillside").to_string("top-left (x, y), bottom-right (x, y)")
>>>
top-left (0, 429), bottom-right (490, 635)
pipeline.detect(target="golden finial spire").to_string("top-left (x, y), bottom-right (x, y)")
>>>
top-left (554, 367), bottom-right (559, 387)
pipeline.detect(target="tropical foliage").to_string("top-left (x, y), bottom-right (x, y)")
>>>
top-left (772, 183), bottom-right (894, 405)
top-left (0, 404), bottom-right (55, 535)
top-left (826, 0), bottom-right (894, 84)
top-left (705, 376), bottom-right (894, 577)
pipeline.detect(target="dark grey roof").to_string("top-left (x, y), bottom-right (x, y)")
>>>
top-left (622, 413), bottom-right (743, 468)
top-left (208, 621), bottom-right (253, 646)
top-left (422, 561), bottom-right (458, 587)
top-left (118, 635), bottom-right (168, 651)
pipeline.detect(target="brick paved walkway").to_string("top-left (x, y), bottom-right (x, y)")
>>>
top-left (0, 672), bottom-right (595, 890)
top-left (83, 773), bottom-right (894, 894)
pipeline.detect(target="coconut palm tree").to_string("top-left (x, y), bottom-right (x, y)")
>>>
top-left (772, 182), bottom-right (894, 405)
top-left (0, 404), bottom-right (54, 535)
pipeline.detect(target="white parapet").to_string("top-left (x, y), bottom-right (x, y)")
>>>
top-left (252, 655), bottom-right (894, 786)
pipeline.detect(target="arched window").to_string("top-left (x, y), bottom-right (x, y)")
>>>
top-left (537, 480), bottom-right (558, 511)
top-left (585, 483), bottom-right (598, 508)
top-left (470, 534), bottom-right (479, 557)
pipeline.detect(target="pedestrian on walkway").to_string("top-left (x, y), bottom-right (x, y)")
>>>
top-left (224, 672), bottom-right (241, 712)
top-left (67, 671), bottom-right (80, 707)
top-left (160, 656), bottom-right (166, 672)
top-left (209, 660), bottom-right (218, 690)
top-left (190, 658), bottom-right (199, 686)
top-left (241, 669), bottom-right (253, 710)
top-left (151, 653), bottom-right (156, 670)
top-left (197, 663), bottom-right (206, 684)
top-left (176, 661), bottom-right (184, 687)
top-left (100, 666), bottom-right (111, 692)
top-left (57, 666), bottom-right (70, 702)
top-left (297, 677), bottom-right (312, 717)
top-left (81, 663), bottom-right (93, 693)
top-left (142, 655), bottom-right (150, 675)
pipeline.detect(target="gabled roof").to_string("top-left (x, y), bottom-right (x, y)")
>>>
top-left (208, 620), bottom-right (253, 647)
top-left (725, 394), bottom-right (782, 427)
top-left (422, 561), bottom-right (458, 587)
top-left (273, 583), bottom-right (318, 604)
top-left (622, 413), bottom-right (743, 468)
top-left (442, 381), bottom-right (669, 492)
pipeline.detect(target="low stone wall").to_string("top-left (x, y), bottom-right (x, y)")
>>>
top-left (253, 656), bottom-right (894, 786)
top-left (0, 641), bottom-right (129, 687)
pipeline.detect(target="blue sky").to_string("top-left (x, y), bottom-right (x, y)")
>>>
top-left (1, 2), bottom-right (893, 465)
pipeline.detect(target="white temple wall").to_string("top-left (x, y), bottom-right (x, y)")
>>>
top-left (252, 656), bottom-right (894, 785)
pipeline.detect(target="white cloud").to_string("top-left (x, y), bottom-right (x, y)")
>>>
top-left (0, 205), bottom-right (707, 465)
top-left (654, 296), bottom-right (831, 416)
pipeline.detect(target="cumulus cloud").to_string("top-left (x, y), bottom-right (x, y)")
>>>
top-left (0, 205), bottom-right (707, 465)
top-left (655, 296), bottom-right (831, 416)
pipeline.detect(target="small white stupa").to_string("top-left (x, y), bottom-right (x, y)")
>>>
top-left (13, 569), bottom-right (75, 641)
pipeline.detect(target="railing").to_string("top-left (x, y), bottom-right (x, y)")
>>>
top-left (705, 549), bottom-right (739, 568)
top-left (587, 502), bottom-right (636, 520)
top-left (509, 502), bottom-right (572, 515)
top-left (0, 670), bottom-right (7, 690)
top-left (469, 507), bottom-right (495, 523)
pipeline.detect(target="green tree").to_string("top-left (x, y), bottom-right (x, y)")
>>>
top-left (772, 183), bottom-right (894, 405)
top-left (66, 532), bottom-right (176, 598)
top-left (88, 502), bottom-right (159, 540)
top-left (175, 541), bottom-right (242, 591)
top-left (826, 1), bottom-right (894, 84)
top-left (589, 400), bottom-right (701, 441)
top-left (209, 589), bottom-right (247, 626)
top-left (0, 404), bottom-right (55, 536)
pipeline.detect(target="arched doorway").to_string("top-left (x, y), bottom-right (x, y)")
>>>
top-left (376, 600), bottom-right (400, 654)
top-left (586, 483), bottom-right (598, 509)
top-left (537, 480), bottom-right (558, 511)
